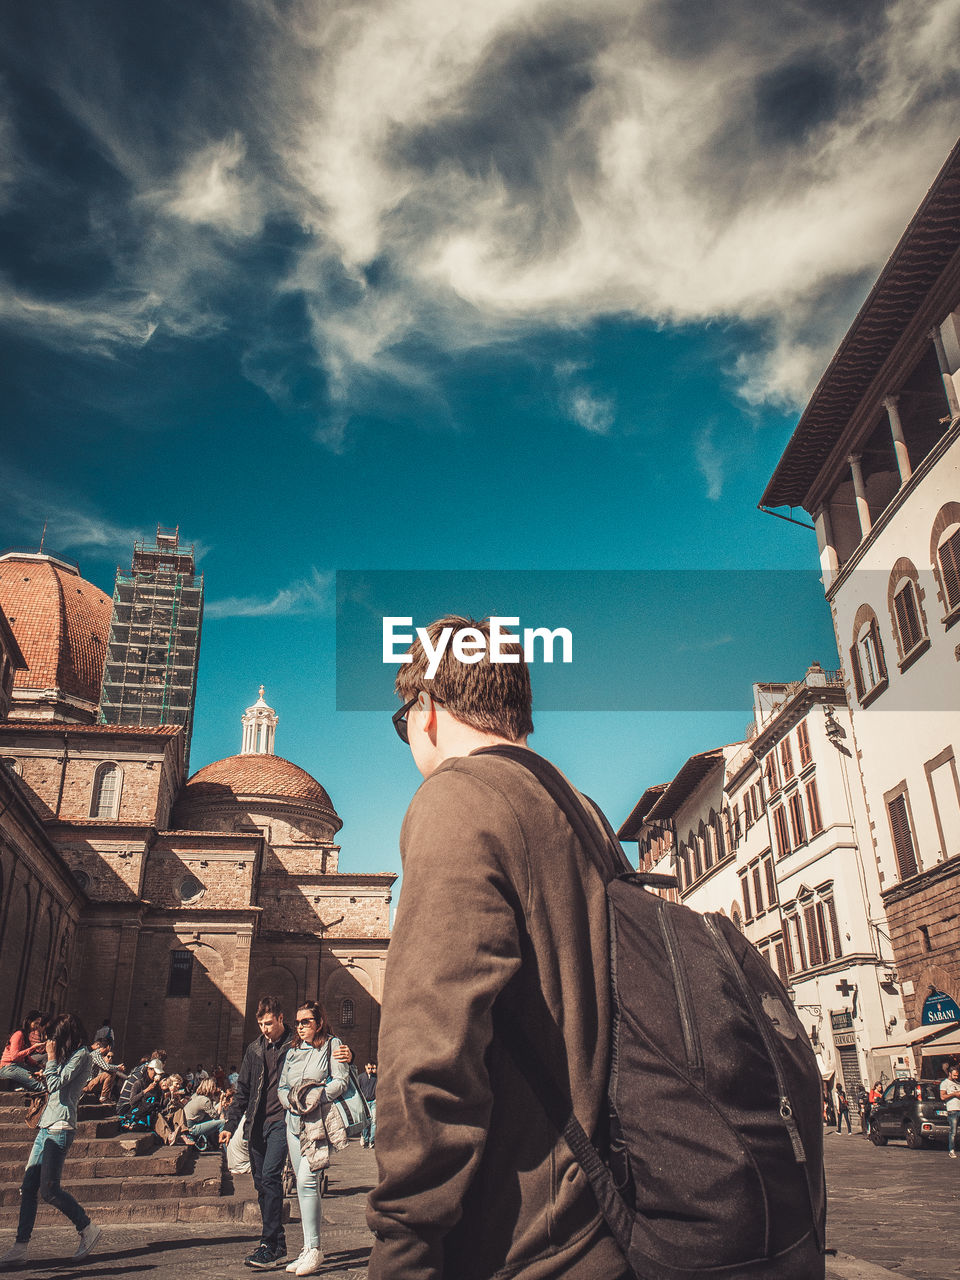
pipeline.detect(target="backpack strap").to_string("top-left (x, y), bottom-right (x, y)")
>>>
top-left (471, 745), bottom-right (635, 878)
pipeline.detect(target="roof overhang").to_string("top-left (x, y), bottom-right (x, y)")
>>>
top-left (618, 784), bottom-right (668, 840)
top-left (762, 136), bottom-right (960, 513)
top-left (647, 749), bottom-right (725, 824)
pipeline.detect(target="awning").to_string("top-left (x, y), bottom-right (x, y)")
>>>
top-left (883, 1020), bottom-right (960, 1051)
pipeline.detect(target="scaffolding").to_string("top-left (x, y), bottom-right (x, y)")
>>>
top-left (98, 527), bottom-right (203, 769)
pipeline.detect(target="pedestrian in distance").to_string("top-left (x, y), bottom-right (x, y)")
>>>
top-left (940, 1065), bottom-right (960, 1158)
top-left (277, 1001), bottom-right (349, 1276)
top-left (220, 995), bottom-right (353, 1271)
top-left (0, 1011), bottom-right (47, 1094)
top-left (367, 615), bottom-right (632, 1280)
top-left (357, 1062), bottom-right (377, 1148)
top-left (835, 1084), bottom-right (852, 1133)
top-left (0, 1013), bottom-right (103, 1268)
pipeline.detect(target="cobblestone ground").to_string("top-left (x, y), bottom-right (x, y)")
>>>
top-left (4, 1129), bottom-right (960, 1279)
top-left (823, 1126), bottom-right (960, 1280)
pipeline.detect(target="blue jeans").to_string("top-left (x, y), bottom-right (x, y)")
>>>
top-left (248, 1119), bottom-right (287, 1251)
top-left (949, 1111), bottom-right (959, 1154)
top-left (189, 1117), bottom-right (225, 1143)
top-left (286, 1122), bottom-right (323, 1252)
top-left (362, 1099), bottom-right (376, 1146)
top-left (17, 1129), bottom-right (90, 1242)
top-left (0, 1064), bottom-right (44, 1093)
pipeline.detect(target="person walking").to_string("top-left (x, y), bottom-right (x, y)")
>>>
top-left (835, 1084), bottom-right (852, 1133)
top-left (357, 1062), bottom-right (377, 1148)
top-left (0, 1013), bottom-right (102, 1267)
top-left (940, 1065), bottom-right (960, 1158)
top-left (220, 995), bottom-right (353, 1271)
top-left (367, 615), bottom-right (631, 1280)
top-left (0, 1012), bottom-right (46, 1094)
top-left (277, 1002), bottom-right (349, 1276)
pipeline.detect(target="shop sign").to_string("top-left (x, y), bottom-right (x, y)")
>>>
top-left (921, 990), bottom-right (960, 1025)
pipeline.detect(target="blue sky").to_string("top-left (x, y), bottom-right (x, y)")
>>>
top-left (1, 1), bottom-right (958, 879)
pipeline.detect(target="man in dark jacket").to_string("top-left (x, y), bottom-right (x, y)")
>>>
top-left (367, 616), bottom-right (629, 1280)
top-left (221, 996), bottom-right (292, 1270)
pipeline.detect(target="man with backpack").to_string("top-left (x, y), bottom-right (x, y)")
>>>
top-left (367, 616), bottom-right (630, 1280)
top-left (368, 614), bottom-right (825, 1280)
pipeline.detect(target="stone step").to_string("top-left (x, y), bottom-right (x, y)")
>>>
top-left (0, 1132), bottom-right (155, 1159)
top-left (0, 1193), bottom-right (263, 1226)
top-left (0, 1172), bottom-right (219, 1207)
top-left (0, 1116), bottom-right (121, 1141)
top-left (0, 1147), bottom-right (192, 1182)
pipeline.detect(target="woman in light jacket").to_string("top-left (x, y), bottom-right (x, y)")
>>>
top-left (0, 1013), bottom-right (102, 1267)
top-left (278, 1001), bottom-right (349, 1277)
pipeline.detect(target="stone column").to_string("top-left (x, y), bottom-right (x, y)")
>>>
top-left (931, 325), bottom-right (960, 416)
top-left (848, 454), bottom-right (872, 538)
top-left (814, 506), bottom-right (840, 586)
top-left (883, 395), bottom-right (912, 484)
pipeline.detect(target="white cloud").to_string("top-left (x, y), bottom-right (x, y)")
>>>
top-left (205, 568), bottom-right (335, 619)
top-left (1, 469), bottom-right (143, 555)
top-left (695, 426), bottom-right (724, 501)
top-left (2, 0), bottom-right (959, 421)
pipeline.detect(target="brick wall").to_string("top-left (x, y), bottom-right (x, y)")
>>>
top-left (882, 853), bottom-right (960, 1025)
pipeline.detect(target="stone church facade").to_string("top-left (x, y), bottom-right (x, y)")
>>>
top-left (0, 544), bottom-right (394, 1069)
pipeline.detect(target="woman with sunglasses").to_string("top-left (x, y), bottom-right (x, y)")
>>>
top-left (277, 1001), bottom-right (349, 1276)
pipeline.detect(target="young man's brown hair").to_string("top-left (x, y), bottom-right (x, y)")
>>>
top-left (395, 615), bottom-right (533, 741)
top-left (256, 995), bottom-right (284, 1018)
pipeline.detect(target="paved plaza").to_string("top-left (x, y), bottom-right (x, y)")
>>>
top-left (4, 1130), bottom-right (959, 1279)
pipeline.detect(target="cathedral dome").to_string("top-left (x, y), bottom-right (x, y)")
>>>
top-left (177, 753), bottom-right (342, 832)
top-left (0, 552), bottom-right (112, 720)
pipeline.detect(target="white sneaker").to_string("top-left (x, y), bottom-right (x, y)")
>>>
top-left (286, 1252), bottom-right (308, 1273)
top-left (73, 1223), bottom-right (103, 1260)
top-left (0, 1241), bottom-right (28, 1267)
top-left (295, 1248), bottom-right (324, 1276)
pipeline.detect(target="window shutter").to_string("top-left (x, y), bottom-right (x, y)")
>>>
top-left (741, 873), bottom-right (752, 920)
top-left (752, 864), bottom-right (763, 913)
top-left (803, 904), bottom-right (822, 966)
top-left (826, 896), bottom-right (843, 959)
top-left (764, 857), bottom-right (778, 905)
top-left (849, 642), bottom-right (865, 699)
top-left (781, 925), bottom-right (794, 973)
top-left (940, 528), bottom-right (960, 610)
top-left (806, 779), bottom-right (823, 834)
top-left (894, 582), bottom-right (922, 653)
top-left (888, 794), bottom-right (918, 879)
top-left (870, 618), bottom-right (887, 680)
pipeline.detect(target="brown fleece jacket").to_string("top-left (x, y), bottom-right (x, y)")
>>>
top-left (366, 748), bottom-right (629, 1280)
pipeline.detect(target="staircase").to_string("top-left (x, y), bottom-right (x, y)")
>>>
top-left (0, 1093), bottom-right (262, 1225)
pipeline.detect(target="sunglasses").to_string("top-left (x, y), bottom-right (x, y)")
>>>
top-left (295, 1018), bottom-right (316, 1026)
top-left (392, 693), bottom-right (444, 743)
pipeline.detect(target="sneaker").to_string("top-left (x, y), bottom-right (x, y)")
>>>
top-left (0, 1241), bottom-right (28, 1267)
top-left (245, 1243), bottom-right (288, 1270)
top-left (950, 1150), bottom-right (957, 1159)
top-left (295, 1249), bottom-right (324, 1276)
top-left (73, 1224), bottom-right (103, 1260)
top-left (286, 1252), bottom-right (308, 1273)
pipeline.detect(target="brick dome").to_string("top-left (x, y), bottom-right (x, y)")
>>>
top-left (0, 552), bottom-right (112, 715)
top-left (179, 753), bottom-right (341, 830)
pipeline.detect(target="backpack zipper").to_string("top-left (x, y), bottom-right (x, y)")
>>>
top-left (657, 902), bottom-right (704, 1076)
top-left (703, 915), bottom-right (806, 1163)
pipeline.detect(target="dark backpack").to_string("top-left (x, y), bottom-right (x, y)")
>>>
top-left (485, 746), bottom-right (826, 1280)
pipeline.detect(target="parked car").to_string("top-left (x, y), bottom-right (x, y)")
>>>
top-left (868, 1078), bottom-right (949, 1149)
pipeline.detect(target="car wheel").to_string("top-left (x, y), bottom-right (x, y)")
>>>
top-left (905, 1121), bottom-right (925, 1149)
top-left (870, 1127), bottom-right (888, 1146)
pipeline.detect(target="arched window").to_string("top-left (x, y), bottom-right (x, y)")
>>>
top-left (90, 763), bottom-right (122, 819)
top-left (849, 608), bottom-right (887, 702)
top-left (339, 998), bottom-right (355, 1029)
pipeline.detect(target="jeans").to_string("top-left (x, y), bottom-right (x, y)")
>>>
top-left (0, 1064), bottom-right (44, 1094)
top-left (949, 1111), bottom-right (959, 1154)
top-left (189, 1117), bottom-right (225, 1143)
top-left (362, 1099), bottom-right (376, 1146)
top-left (837, 1106), bottom-right (851, 1133)
top-left (248, 1119), bottom-right (287, 1250)
top-left (286, 1123), bottom-right (323, 1252)
top-left (17, 1128), bottom-right (90, 1242)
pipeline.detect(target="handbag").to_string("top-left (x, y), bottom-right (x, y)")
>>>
top-left (25, 1094), bottom-right (45, 1129)
top-left (330, 1066), bottom-right (371, 1139)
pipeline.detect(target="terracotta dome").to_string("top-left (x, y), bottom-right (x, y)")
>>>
top-left (179, 753), bottom-right (341, 828)
top-left (0, 552), bottom-right (112, 712)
